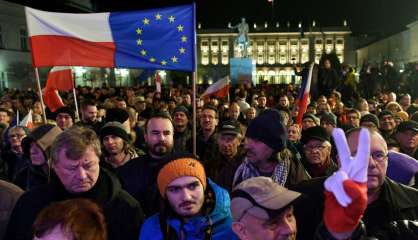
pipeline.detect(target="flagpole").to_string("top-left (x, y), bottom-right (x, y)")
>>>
top-left (16, 110), bottom-right (19, 126)
top-left (71, 69), bottom-right (80, 122)
top-left (192, 2), bottom-right (197, 156)
top-left (35, 68), bottom-right (48, 124)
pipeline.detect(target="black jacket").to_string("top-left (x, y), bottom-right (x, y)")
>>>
top-left (291, 177), bottom-right (418, 240)
top-left (5, 168), bottom-right (144, 240)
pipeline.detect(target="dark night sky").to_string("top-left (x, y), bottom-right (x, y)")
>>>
top-left (6, 0), bottom-right (418, 35)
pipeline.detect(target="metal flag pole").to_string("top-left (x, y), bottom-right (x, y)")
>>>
top-left (16, 110), bottom-right (19, 126)
top-left (192, 2), bottom-right (197, 156)
top-left (35, 68), bottom-right (48, 124)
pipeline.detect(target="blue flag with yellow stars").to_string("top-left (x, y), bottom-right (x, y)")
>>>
top-left (110, 4), bottom-right (195, 71)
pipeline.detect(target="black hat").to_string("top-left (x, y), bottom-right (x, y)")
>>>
top-left (22, 124), bottom-right (63, 153)
top-left (172, 105), bottom-right (190, 119)
top-left (397, 120), bottom-right (418, 133)
top-left (320, 112), bottom-right (337, 126)
top-left (219, 120), bottom-right (241, 136)
top-left (301, 126), bottom-right (330, 144)
top-left (54, 106), bottom-right (75, 120)
top-left (105, 108), bottom-right (129, 124)
top-left (100, 121), bottom-right (130, 142)
top-left (302, 113), bottom-right (320, 125)
top-left (360, 114), bottom-right (379, 128)
top-left (246, 109), bottom-right (287, 151)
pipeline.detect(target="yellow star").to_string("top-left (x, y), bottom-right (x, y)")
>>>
top-left (143, 18), bottom-right (150, 25)
top-left (179, 48), bottom-right (186, 54)
top-left (136, 28), bottom-right (142, 35)
top-left (136, 39), bottom-right (142, 46)
top-left (161, 60), bottom-right (167, 66)
top-left (177, 25), bottom-right (184, 32)
top-left (168, 16), bottom-right (175, 23)
top-left (155, 13), bottom-right (162, 20)
top-left (171, 56), bottom-right (178, 63)
top-left (181, 35), bottom-right (187, 42)
top-left (150, 57), bottom-right (156, 63)
top-left (140, 49), bottom-right (147, 56)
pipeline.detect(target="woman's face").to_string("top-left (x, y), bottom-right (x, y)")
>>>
top-left (30, 142), bottom-right (46, 165)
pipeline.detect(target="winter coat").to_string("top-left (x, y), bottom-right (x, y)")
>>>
top-left (0, 180), bottom-right (23, 240)
top-left (5, 168), bottom-right (144, 240)
top-left (12, 165), bottom-right (49, 191)
top-left (139, 179), bottom-right (237, 240)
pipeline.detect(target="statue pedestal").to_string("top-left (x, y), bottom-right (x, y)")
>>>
top-left (230, 58), bottom-right (256, 86)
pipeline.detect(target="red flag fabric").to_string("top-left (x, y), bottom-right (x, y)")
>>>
top-left (46, 66), bottom-right (74, 91)
top-left (43, 88), bottom-right (64, 112)
top-left (201, 76), bottom-right (230, 100)
top-left (296, 62), bottom-right (315, 125)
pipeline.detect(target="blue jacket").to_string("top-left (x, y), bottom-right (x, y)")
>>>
top-left (139, 179), bottom-right (237, 240)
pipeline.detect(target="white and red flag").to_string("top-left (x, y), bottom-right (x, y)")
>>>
top-left (201, 76), bottom-right (230, 100)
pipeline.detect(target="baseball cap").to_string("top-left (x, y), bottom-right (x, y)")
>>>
top-left (231, 177), bottom-right (301, 221)
top-left (218, 120), bottom-right (241, 136)
top-left (397, 120), bottom-right (418, 133)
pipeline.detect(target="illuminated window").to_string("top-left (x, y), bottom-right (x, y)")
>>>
top-left (201, 40), bottom-right (209, 65)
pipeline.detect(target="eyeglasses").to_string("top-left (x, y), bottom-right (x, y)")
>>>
top-left (9, 134), bottom-right (25, 139)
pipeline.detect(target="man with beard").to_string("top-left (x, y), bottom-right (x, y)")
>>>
top-left (172, 106), bottom-right (192, 153)
top-left (121, 112), bottom-right (175, 216)
top-left (76, 98), bottom-right (103, 134)
top-left (139, 154), bottom-right (237, 240)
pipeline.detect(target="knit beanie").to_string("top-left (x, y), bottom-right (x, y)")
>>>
top-left (360, 114), bottom-right (379, 128)
top-left (100, 121), bottom-right (130, 142)
top-left (157, 156), bottom-right (207, 198)
top-left (104, 108), bottom-right (129, 124)
top-left (246, 109), bottom-right (287, 151)
top-left (172, 105), bottom-right (190, 119)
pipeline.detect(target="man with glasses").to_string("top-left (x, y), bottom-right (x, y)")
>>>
top-left (293, 127), bottom-right (418, 239)
top-left (301, 126), bottom-right (337, 178)
top-left (345, 109), bottom-right (361, 130)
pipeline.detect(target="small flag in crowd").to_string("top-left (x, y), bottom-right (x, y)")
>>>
top-left (19, 110), bottom-right (33, 129)
top-left (296, 62), bottom-right (315, 125)
top-left (201, 76), bottom-right (230, 100)
top-left (42, 67), bottom-right (73, 112)
top-left (25, 4), bottom-right (195, 71)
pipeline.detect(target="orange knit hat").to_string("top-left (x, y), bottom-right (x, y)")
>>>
top-left (157, 157), bottom-right (207, 198)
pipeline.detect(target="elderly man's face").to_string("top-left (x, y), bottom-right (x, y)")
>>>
top-left (53, 146), bottom-right (100, 193)
top-left (232, 206), bottom-right (297, 240)
top-left (347, 131), bottom-right (388, 198)
top-left (396, 130), bottom-right (418, 152)
top-left (244, 137), bottom-right (274, 166)
top-left (303, 139), bottom-right (331, 166)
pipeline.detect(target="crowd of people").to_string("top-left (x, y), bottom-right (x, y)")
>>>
top-left (0, 57), bottom-right (418, 240)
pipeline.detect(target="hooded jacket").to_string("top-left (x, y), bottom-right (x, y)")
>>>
top-left (5, 168), bottom-right (144, 240)
top-left (139, 179), bottom-right (237, 240)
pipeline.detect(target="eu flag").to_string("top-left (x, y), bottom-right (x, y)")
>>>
top-left (110, 4), bottom-right (195, 71)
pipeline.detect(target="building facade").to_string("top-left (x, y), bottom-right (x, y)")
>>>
top-left (197, 26), bottom-right (352, 85)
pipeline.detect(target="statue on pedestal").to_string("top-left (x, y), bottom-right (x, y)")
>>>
top-left (230, 18), bottom-right (250, 58)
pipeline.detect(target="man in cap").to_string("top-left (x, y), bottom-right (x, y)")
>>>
top-left (230, 177), bottom-right (300, 240)
top-left (301, 126), bottom-right (338, 178)
top-left (301, 113), bottom-right (320, 130)
top-left (231, 109), bottom-right (309, 190)
top-left (172, 105), bottom-right (192, 153)
top-left (139, 153), bottom-right (237, 240)
top-left (204, 120), bottom-right (245, 183)
top-left (5, 127), bottom-right (144, 240)
top-left (360, 113), bottom-right (380, 130)
top-left (320, 112), bottom-right (337, 135)
top-left (395, 120), bottom-right (418, 159)
top-left (55, 106), bottom-right (75, 130)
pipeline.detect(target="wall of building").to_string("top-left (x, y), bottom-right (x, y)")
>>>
top-left (357, 20), bottom-right (418, 68)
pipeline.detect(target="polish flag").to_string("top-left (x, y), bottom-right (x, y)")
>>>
top-left (43, 88), bottom-right (65, 112)
top-left (296, 62), bottom-right (315, 125)
top-left (46, 66), bottom-right (74, 91)
top-left (201, 76), bottom-right (230, 100)
top-left (19, 110), bottom-right (34, 129)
